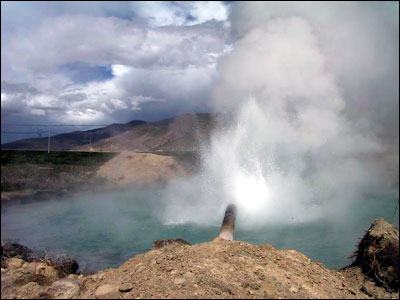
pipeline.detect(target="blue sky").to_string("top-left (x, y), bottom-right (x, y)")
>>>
top-left (1, 1), bottom-right (398, 145)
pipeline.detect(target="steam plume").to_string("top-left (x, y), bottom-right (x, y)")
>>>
top-left (161, 2), bottom-right (398, 227)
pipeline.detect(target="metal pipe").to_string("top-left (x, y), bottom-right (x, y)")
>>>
top-left (219, 204), bottom-right (237, 241)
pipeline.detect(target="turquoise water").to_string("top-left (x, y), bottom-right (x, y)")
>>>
top-left (1, 188), bottom-right (398, 272)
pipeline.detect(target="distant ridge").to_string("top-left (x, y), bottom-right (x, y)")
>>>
top-left (1, 113), bottom-right (214, 152)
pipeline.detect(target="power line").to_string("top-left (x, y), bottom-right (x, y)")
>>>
top-left (1, 130), bottom-right (59, 135)
top-left (1, 124), bottom-right (109, 127)
top-left (1, 131), bottom-right (40, 134)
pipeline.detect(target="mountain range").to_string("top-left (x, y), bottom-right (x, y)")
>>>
top-left (1, 113), bottom-right (215, 152)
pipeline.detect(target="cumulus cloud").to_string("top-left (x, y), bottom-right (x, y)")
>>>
top-left (1, 2), bottom-right (230, 135)
top-left (4, 15), bottom-right (227, 73)
top-left (1, 81), bottom-right (40, 115)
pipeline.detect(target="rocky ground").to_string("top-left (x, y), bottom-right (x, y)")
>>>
top-left (1, 219), bottom-right (398, 299)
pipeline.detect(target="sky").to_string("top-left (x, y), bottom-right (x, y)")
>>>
top-left (1, 1), bottom-right (399, 146)
top-left (1, 1), bottom-right (231, 143)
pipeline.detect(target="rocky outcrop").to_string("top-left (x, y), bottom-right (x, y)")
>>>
top-left (1, 242), bottom-right (40, 263)
top-left (1, 242), bottom-right (79, 277)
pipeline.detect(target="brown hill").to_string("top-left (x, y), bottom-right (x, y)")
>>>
top-left (78, 113), bottom-right (214, 152)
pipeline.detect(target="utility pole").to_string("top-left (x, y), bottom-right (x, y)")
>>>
top-left (48, 131), bottom-right (50, 153)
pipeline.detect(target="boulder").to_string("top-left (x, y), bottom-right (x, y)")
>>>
top-left (35, 262), bottom-right (60, 281)
top-left (48, 278), bottom-right (81, 299)
top-left (18, 282), bottom-right (45, 299)
top-left (5, 258), bottom-right (24, 269)
top-left (118, 283), bottom-right (133, 292)
top-left (95, 284), bottom-right (120, 299)
top-left (21, 262), bottom-right (37, 274)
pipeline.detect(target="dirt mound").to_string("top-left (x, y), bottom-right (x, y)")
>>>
top-left (351, 218), bottom-right (399, 290)
top-left (77, 239), bottom-right (397, 299)
top-left (2, 240), bottom-right (398, 299)
top-left (96, 152), bottom-right (189, 187)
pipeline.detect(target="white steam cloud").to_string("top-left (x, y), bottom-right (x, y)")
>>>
top-left (160, 2), bottom-right (398, 228)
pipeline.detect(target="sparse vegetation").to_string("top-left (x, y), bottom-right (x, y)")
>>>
top-left (1, 150), bottom-right (117, 194)
top-left (1, 150), bottom-right (117, 166)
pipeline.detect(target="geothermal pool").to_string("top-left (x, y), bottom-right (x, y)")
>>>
top-left (1, 187), bottom-right (398, 272)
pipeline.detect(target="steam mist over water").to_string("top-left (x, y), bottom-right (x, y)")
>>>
top-left (161, 2), bottom-right (399, 227)
top-left (2, 188), bottom-right (398, 271)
